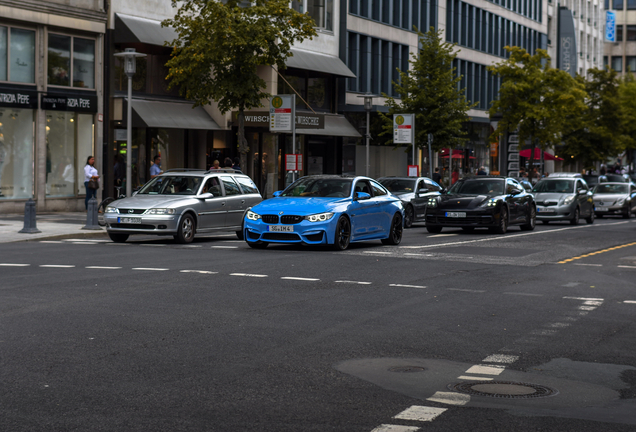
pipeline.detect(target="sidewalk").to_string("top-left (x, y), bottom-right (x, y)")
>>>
top-left (0, 212), bottom-right (108, 243)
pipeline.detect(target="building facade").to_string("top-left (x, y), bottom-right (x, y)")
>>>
top-left (603, 0), bottom-right (635, 74)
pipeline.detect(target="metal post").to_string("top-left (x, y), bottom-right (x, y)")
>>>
top-left (428, 134), bottom-right (433, 179)
top-left (82, 197), bottom-right (102, 230)
top-left (292, 94), bottom-right (296, 182)
top-left (126, 74), bottom-right (132, 197)
top-left (18, 198), bottom-right (41, 234)
top-left (366, 109), bottom-right (370, 177)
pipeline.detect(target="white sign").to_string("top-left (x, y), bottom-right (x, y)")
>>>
top-left (269, 95), bottom-right (293, 132)
top-left (393, 114), bottom-right (414, 144)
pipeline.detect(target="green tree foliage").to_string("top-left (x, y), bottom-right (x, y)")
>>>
top-left (488, 47), bottom-right (586, 181)
top-left (560, 68), bottom-right (624, 166)
top-left (619, 73), bottom-right (636, 155)
top-left (379, 28), bottom-right (476, 153)
top-left (163, 0), bottom-right (317, 169)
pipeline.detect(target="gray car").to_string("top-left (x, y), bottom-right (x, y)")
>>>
top-left (377, 176), bottom-right (443, 227)
top-left (533, 174), bottom-right (595, 224)
top-left (104, 169), bottom-right (262, 243)
top-left (593, 182), bottom-right (636, 219)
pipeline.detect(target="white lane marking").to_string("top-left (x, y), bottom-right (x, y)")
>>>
top-left (448, 288), bottom-right (486, 293)
top-left (482, 354), bottom-right (519, 364)
top-left (40, 264), bottom-right (75, 268)
top-left (363, 251), bottom-right (393, 255)
top-left (618, 265), bottom-right (636, 269)
top-left (574, 263), bottom-right (603, 267)
top-left (562, 282), bottom-right (581, 287)
top-left (427, 391), bottom-right (470, 406)
top-left (625, 301), bottom-right (636, 304)
top-left (63, 239), bottom-right (110, 243)
top-left (132, 267), bottom-right (169, 271)
top-left (393, 406), bottom-right (447, 422)
top-left (457, 375), bottom-right (493, 381)
top-left (182, 245), bottom-right (202, 248)
top-left (140, 244), bottom-right (165, 247)
top-left (180, 270), bottom-right (218, 274)
top-left (546, 322), bottom-right (571, 328)
top-left (85, 266), bottom-right (122, 270)
top-left (39, 241), bottom-right (64, 244)
top-left (428, 234), bottom-right (458, 238)
top-left (106, 242), bottom-right (131, 245)
top-left (335, 280), bottom-right (372, 285)
top-left (281, 277), bottom-right (320, 281)
top-left (371, 425), bottom-right (420, 432)
top-left (230, 273), bottom-right (268, 278)
top-left (583, 300), bottom-right (603, 306)
top-left (578, 306), bottom-right (597, 311)
top-left (564, 296), bottom-right (604, 301)
top-left (211, 246), bottom-right (239, 249)
top-left (531, 329), bottom-right (558, 336)
top-left (71, 242), bottom-right (98, 245)
top-left (0, 263), bottom-right (30, 267)
top-left (403, 253), bottom-right (434, 257)
top-left (389, 284), bottom-right (427, 289)
top-left (465, 365), bottom-right (505, 375)
top-left (503, 292), bottom-right (543, 297)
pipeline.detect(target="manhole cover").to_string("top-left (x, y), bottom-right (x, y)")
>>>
top-left (388, 366), bottom-right (427, 373)
top-left (448, 381), bottom-right (558, 399)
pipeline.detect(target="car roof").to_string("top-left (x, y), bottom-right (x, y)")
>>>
top-left (160, 168), bottom-right (245, 176)
top-left (377, 176), bottom-right (430, 180)
top-left (547, 172), bottom-right (582, 178)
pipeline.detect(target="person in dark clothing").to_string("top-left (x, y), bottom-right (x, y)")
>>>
top-left (232, 157), bottom-right (241, 171)
top-left (432, 167), bottom-right (442, 184)
top-left (224, 157), bottom-right (233, 168)
top-left (477, 166), bottom-right (487, 175)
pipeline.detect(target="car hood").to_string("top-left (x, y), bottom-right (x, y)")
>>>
top-left (252, 197), bottom-right (349, 215)
top-left (110, 195), bottom-right (192, 209)
top-left (438, 194), bottom-right (490, 209)
top-left (390, 191), bottom-right (415, 200)
top-left (593, 194), bottom-right (627, 203)
top-left (533, 192), bottom-right (568, 204)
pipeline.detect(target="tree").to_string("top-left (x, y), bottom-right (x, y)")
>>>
top-left (488, 47), bottom-right (586, 182)
top-left (163, 0), bottom-right (317, 170)
top-left (379, 27), bottom-right (476, 181)
top-left (619, 73), bottom-right (636, 167)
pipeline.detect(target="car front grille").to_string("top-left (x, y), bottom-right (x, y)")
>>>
top-left (118, 209), bottom-right (146, 214)
top-left (537, 202), bottom-right (558, 207)
top-left (262, 232), bottom-right (300, 241)
top-left (281, 215), bottom-right (303, 224)
top-left (262, 215), bottom-right (279, 224)
top-left (305, 233), bottom-right (323, 242)
top-left (109, 223), bottom-right (156, 229)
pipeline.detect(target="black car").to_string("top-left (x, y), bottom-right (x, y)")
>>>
top-left (377, 176), bottom-right (443, 228)
top-left (425, 176), bottom-right (536, 234)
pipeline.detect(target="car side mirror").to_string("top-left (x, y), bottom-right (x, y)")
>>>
top-left (197, 192), bottom-right (214, 200)
top-left (273, 191), bottom-right (283, 197)
top-left (354, 192), bottom-right (371, 201)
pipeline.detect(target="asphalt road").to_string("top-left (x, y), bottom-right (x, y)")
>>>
top-left (1, 218), bottom-right (636, 431)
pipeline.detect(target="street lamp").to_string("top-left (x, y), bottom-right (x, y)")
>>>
top-left (114, 48), bottom-right (146, 197)
top-left (357, 93), bottom-right (377, 177)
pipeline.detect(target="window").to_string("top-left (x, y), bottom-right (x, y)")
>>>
top-left (614, 0), bottom-right (624, 9)
top-left (48, 34), bottom-right (95, 88)
top-left (627, 56), bottom-right (636, 72)
top-left (294, 0), bottom-right (333, 30)
top-left (0, 26), bottom-right (35, 83)
top-left (612, 56), bottom-right (623, 72)
top-left (0, 108), bottom-right (34, 199)
top-left (629, 0), bottom-right (636, 9)
top-left (617, 25), bottom-right (623, 41)
top-left (278, 69), bottom-right (333, 113)
top-left (235, 176), bottom-right (259, 194)
top-left (370, 180), bottom-right (388, 196)
top-left (220, 176), bottom-right (241, 196)
top-left (627, 25), bottom-right (636, 40)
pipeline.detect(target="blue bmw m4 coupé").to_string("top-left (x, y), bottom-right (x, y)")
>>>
top-left (244, 175), bottom-right (404, 250)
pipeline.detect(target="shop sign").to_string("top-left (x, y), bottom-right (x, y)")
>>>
top-left (270, 95), bottom-right (293, 132)
top-left (234, 111), bottom-right (324, 129)
top-left (42, 93), bottom-right (97, 113)
top-left (490, 141), bottom-right (499, 157)
top-left (0, 88), bottom-right (37, 109)
top-left (606, 11), bottom-right (616, 42)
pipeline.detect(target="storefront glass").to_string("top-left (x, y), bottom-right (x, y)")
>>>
top-left (76, 114), bottom-right (94, 194)
top-left (10, 28), bottom-right (35, 84)
top-left (0, 107), bottom-right (33, 199)
top-left (152, 129), bottom-right (184, 175)
top-left (48, 34), bottom-right (71, 86)
top-left (73, 38), bottom-right (95, 89)
top-left (0, 27), bottom-right (7, 81)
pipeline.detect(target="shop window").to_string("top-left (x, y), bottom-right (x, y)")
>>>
top-left (293, 0), bottom-right (333, 30)
top-left (0, 26), bottom-right (35, 83)
top-left (627, 25), bottom-right (636, 40)
top-left (0, 108), bottom-right (34, 199)
top-left (278, 69), bottom-right (332, 113)
top-left (627, 56), bottom-right (636, 72)
top-left (48, 34), bottom-right (95, 88)
top-left (612, 56), bottom-right (623, 72)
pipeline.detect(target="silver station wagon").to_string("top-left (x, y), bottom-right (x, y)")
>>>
top-left (104, 169), bottom-right (262, 243)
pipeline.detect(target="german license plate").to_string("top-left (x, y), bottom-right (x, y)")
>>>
top-left (596, 206), bottom-right (608, 211)
top-left (268, 225), bottom-right (293, 232)
top-left (537, 207), bottom-right (553, 213)
top-left (118, 217), bottom-right (142, 224)
top-left (445, 212), bottom-right (466, 218)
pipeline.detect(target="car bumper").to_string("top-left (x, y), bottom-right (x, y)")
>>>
top-left (536, 205), bottom-right (575, 220)
top-left (594, 204), bottom-right (628, 215)
top-left (244, 217), bottom-right (338, 245)
top-left (104, 214), bottom-right (179, 234)
top-left (425, 210), bottom-right (496, 227)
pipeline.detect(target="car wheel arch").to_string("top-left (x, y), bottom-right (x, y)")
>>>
top-left (180, 210), bottom-right (198, 231)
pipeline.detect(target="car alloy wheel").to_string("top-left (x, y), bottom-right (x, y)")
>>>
top-left (493, 207), bottom-right (508, 234)
top-left (520, 205), bottom-right (536, 231)
top-left (382, 213), bottom-right (403, 245)
top-left (404, 205), bottom-right (414, 228)
top-left (570, 207), bottom-right (580, 225)
top-left (333, 216), bottom-right (351, 251)
top-left (586, 209), bottom-right (595, 224)
top-left (175, 214), bottom-right (195, 244)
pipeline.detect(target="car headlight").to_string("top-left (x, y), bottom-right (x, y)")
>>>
top-left (105, 206), bottom-right (117, 213)
top-left (246, 210), bottom-right (261, 221)
top-left (427, 198), bottom-right (438, 208)
top-left (305, 212), bottom-right (334, 222)
top-left (479, 199), bottom-right (498, 207)
top-left (562, 195), bottom-right (576, 205)
top-left (146, 208), bottom-right (176, 215)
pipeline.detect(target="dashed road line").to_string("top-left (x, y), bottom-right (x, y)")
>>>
top-left (403, 253), bottom-right (434, 257)
top-left (85, 266), bottom-right (122, 270)
top-left (230, 273), bottom-right (268, 278)
top-left (457, 375), bottom-right (493, 381)
top-left (363, 251), bottom-right (392, 254)
top-left (371, 425), bottom-right (420, 432)
top-left (618, 265), bottom-right (636, 269)
top-left (448, 288), bottom-right (486, 293)
top-left (211, 246), bottom-right (239, 249)
top-left (0, 263), bottom-right (30, 267)
top-left (180, 270), bottom-right (218, 274)
top-left (574, 263), bottom-right (602, 266)
top-left (464, 364), bottom-right (505, 375)
top-left (503, 292), bottom-right (543, 297)
top-left (335, 280), bottom-right (372, 285)
top-left (389, 284), bottom-right (427, 289)
top-left (393, 406), bottom-right (447, 422)
top-left (281, 277), bottom-right (320, 281)
top-left (482, 354), bottom-right (519, 364)
top-left (564, 296), bottom-right (604, 301)
top-left (625, 301), bottom-right (636, 304)
top-left (40, 264), bottom-right (75, 268)
top-left (427, 391), bottom-right (470, 406)
top-left (132, 267), bottom-right (169, 271)
top-left (558, 241), bottom-right (636, 263)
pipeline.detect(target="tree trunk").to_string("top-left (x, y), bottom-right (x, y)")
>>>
top-left (237, 109), bottom-right (249, 175)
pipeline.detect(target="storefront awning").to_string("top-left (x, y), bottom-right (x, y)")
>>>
top-left (131, 99), bottom-right (222, 130)
top-left (286, 49), bottom-right (356, 78)
top-left (114, 13), bottom-right (177, 46)
top-left (296, 115), bottom-right (361, 138)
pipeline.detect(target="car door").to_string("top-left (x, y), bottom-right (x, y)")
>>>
top-left (197, 176), bottom-right (226, 230)
top-left (351, 179), bottom-right (382, 239)
top-left (235, 175), bottom-right (263, 211)
top-left (219, 175), bottom-right (245, 228)
top-left (505, 179), bottom-right (523, 221)
top-left (576, 180), bottom-right (592, 217)
top-left (410, 179), bottom-right (428, 220)
top-left (370, 180), bottom-right (395, 234)
top-left (630, 186), bottom-right (636, 214)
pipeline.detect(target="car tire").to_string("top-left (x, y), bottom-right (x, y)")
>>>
top-left (247, 241), bottom-right (268, 249)
top-left (174, 214), bottom-right (195, 244)
top-left (381, 213), bottom-right (403, 245)
top-left (427, 226), bottom-right (443, 233)
top-left (586, 210), bottom-right (595, 224)
top-left (332, 216), bottom-right (351, 251)
top-left (236, 221), bottom-right (245, 240)
top-left (404, 205), bottom-right (414, 228)
top-left (623, 209), bottom-right (632, 219)
top-left (108, 232), bottom-right (129, 243)
top-left (520, 205), bottom-right (536, 231)
top-left (461, 227), bottom-right (475, 233)
top-left (570, 207), bottom-right (580, 225)
top-left (491, 206), bottom-right (508, 234)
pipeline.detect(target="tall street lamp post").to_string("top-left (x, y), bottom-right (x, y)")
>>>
top-left (358, 93), bottom-right (376, 177)
top-left (114, 48), bottom-right (146, 197)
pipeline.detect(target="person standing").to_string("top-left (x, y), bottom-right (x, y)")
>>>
top-left (150, 155), bottom-right (163, 178)
top-left (477, 166), bottom-right (487, 175)
top-left (432, 167), bottom-right (442, 184)
top-left (84, 155), bottom-right (99, 210)
top-left (232, 157), bottom-right (241, 171)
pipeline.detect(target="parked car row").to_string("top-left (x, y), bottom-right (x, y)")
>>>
top-left (100, 169), bottom-right (634, 250)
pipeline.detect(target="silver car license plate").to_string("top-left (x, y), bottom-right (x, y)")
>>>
top-left (118, 217), bottom-right (142, 224)
top-left (268, 225), bottom-right (293, 232)
top-left (595, 206), bottom-right (608, 211)
top-left (445, 212), bottom-right (466, 218)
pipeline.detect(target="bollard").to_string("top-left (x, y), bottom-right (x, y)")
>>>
top-left (82, 197), bottom-right (102, 230)
top-left (18, 198), bottom-right (41, 234)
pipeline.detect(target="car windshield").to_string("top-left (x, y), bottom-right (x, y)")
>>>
top-left (379, 179), bottom-right (415, 193)
top-left (137, 176), bottom-right (203, 195)
top-left (532, 180), bottom-right (574, 193)
top-left (282, 178), bottom-right (353, 198)
top-left (605, 174), bottom-right (625, 182)
top-left (595, 184), bottom-right (629, 194)
top-left (447, 179), bottom-right (504, 196)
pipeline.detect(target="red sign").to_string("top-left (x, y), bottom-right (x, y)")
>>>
top-left (407, 165), bottom-right (419, 176)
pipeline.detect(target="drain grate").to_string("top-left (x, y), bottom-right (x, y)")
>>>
top-left (388, 366), bottom-right (427, 373)
top-left (448, 381), bottom-right (559, 399)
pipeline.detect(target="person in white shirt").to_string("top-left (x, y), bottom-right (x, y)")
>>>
top-left (84, 155), bottom-right (99, 210)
